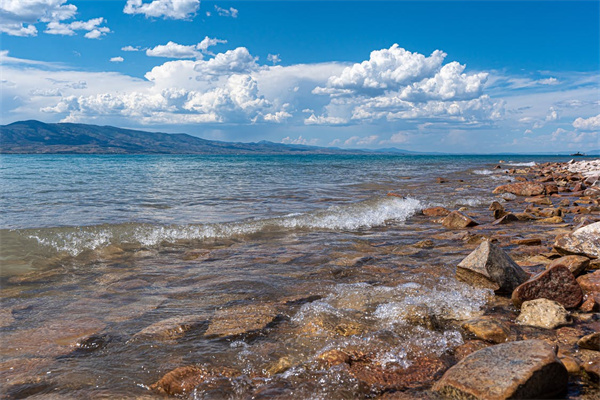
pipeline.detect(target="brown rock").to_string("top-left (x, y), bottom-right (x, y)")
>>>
top-left (584, 187), bottom-right (600, 198)
top-left (456, 240), bottom-right (529, 294)
top-left (537, 207), bottom-right (562, 218)
top-left (442, 211), bottom-right (479, 229)
top-left (525, 196), bottom-right (552, 205)
top-left (131, 316), bottom-right (208, 342)
top-left (462, 317), bottom-right (510, 343)
top-left (537, 216), bottom-right (564, 224)
top-left (547, 255), bottom-right (590, 277)
top-left (578, 332), bottom-right (599, 351)
top-left (413, 239), bottom-right (434, 248)
top-left (514, 212), bottom-right (538, 221)
top-left (437, 177), bottom-right (448, 183)
top-left (151, 365), bottom-right (237, 396)
top-left (580, 292), bottom-right (600, 312)
top-left (516, 299), bottom-right (570, 329)
top-left (493, 182), bottom-right (545, 196)
top-left (205, 304), bottom-right (278, 338)
top-left (492, 213), bottom-right (519, 225)
top-left (577, 270), bottom-right (600, 294)
top-left (453, 340), bottom-right (491, 361)
top-left (544, 183), bottom-right (559, 195)
top-left (554, 221), bottom-right (600, 259)
top-left (488, 201), bottom-right (504, 212)
top-left (511, 265), bottom-right (583, 309)
top-left (316, 349), bottom-right (351, 367)
top-left (511, 238), bottom-right (542, 246)
top-left (433, 340), bottom-right (568, 399)
top-left (582, 359), bottom-right (599, 381)
top-left (423, 206), bottom-right (450, 217)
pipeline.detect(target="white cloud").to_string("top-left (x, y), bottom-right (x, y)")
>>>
top-left (545, 107), bottom-right (558, 122)
top-left (214, 5), bottom-right (238, 18)
top-left (573, 114), bottom-right (600, 131)
top-left (388, 132), bottom-right (410, 144)
top-left (538, 77), bottom-right (559, 85)
top-left (344, 135), bottom-right (378, 146)
top-left (146, 37), bottom-right (227, 59)
top-left (197, 36), bottom-right (227, 53)
top-left (267, 54), bottom-right (281, 65)
top-left (110, 56), bottom-right (124, 63)
top-left (45, 17), bottom-right (110, 38)
top-left (281, 135), bottom-right (317, 145)
top-left (0, 22), bottom-right (38, 36)
top-left (304, 114), bottom-right (348, 125)
top-left (123, 0), bottom-right (199, 20)
top-left (122, 45), bottom-right (143, 52)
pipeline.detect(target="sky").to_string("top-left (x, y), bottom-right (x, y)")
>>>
top-left (1, 0), bottom-right (599, 153)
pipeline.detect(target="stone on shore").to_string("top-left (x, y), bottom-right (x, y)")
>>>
top-left (492, 182), bottom-right (545, 196)
top-left (554, 221), bottom-right (600, 259)
top-left (422, 206), bottom-right (450, 217)
top-left (492, 213), bottom-right (519, 225)
top-left (577, 270), bottom-right (600, 294)
top-left (462, 317), bottom-right (510, 343)
top-left (511, 265), bottom-right (583, 309)
top-left (433, 340), bottom-right (567, 400)
top-left (577, 332), bottom-right (599, 351)
top-left (516, 299), bottom-right (570, 329)
top-left (580, 292), bottom-right (600, 312)
top-left (547, 255), bottom-right (590, 277)
top-left (442, 211), bottom-right (479, 229)
top-left (456, 241), bottom-right (529, 294)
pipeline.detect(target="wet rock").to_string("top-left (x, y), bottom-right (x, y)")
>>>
top-left (413, 239), bottom-right (434, 248)
top-left (492, 213), bottom-right (519, 225)
top-left (547, 255), bottom-right (590, 277)
top-left (266, 356), bottom-right (293, 376)
top-left (131, 316), bottom-right (208, 342)
top-left (205, 304), bottom-right (279, 338)
top-left (462, 317), bottom-right (510, 343)
top-left (537, 207), bottom-right (562, 218)
top-left (493, 182), bottom-right (545, 196)
top-left (442, 211), bottom-right (479, 229)
top-left (577, 270), bottom-right (600, 294)
top-left (584, 187), bottom-right (600, 198)
top-left (456, 240), bottom-right (529, 294)
top-left (554, 221), bottom-right (600, 258)
top-left (437, 177), bottom-right (448, 184)
top-left (578, 332), bottom-right (599, 351)
top-left (511, 265), bottom-right (583, 309)
top-left (488, 201), bottom-right (504, 212)
top-left (582, 359), bottom-right (600, 382)
top-left (537, 216), bottom-right (565, 224)
top-left (422, 206), bottom-right (450, 217)
top-left (514, 212), bottom-right (538, 221)
top-left (433, 340), bottom-right (568, 399)
top-left (516, 299), bottom-right (570, 329)
top-left (453, 340), bottom-right (491, 361)
top-left (316, 349), bottom-right (351, 367)
top-left (501, 193), bottom-right (516, 201)
top-left (510, 237), bottom-right (542, 246)
top-left (150, 365), bottom-right (237, 396)
top-left (580, 292), bottom-right (600, 312)
top-left (544, 183), bottom-right (559, 195)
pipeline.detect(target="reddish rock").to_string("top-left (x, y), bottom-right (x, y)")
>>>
top-left (580, 292), bottom-right (600, 312)
top-left (536, 207), bottom-right (562, 218)
top-left (572, 182), bottom-right (586, 192)
top-left (511, 238), bottom-right (542, 246)
top-left (433, 340), bottom-right (568, 399)
top-left (422, 206), bottom-right (450, 217)
top-left (544, 183), bottom-right (559, 195)
top-left (525, 196), bottom-right (552, 205)
top-left (453, 340), bottom-right (491, 361)
top-left (316, 349), bottom-right (351, 367)
top-left (577, 270), bottom-right (600, 294)
top-left (547, 255), bottom-right (590, 277)
top-left (512, 265), bottom-right (583, 309)
top-left (151, 365), bottom-right (237, 396)
top-left (493, 182), bottom-right (545, 196)
top-left (462, 317), bottom-right (511, 343)
top-left (441, 211), bottom-right (479, 229)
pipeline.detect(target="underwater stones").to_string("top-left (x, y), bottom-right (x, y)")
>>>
top-left (316, 349), bottom-right (351, 367)
top-left (433, 340), bottom-right (568, 400)
top-left (462, 318), bottom-right (510, 344)
top-left (456, 240), bottom-right (529, 294)
top-left (578, 332), bottom-right (599, 351)
top-left (442, 211), bottom-right (479, 229)
top-left (422, 206), bottom-right (450, 217)
top-left (204, 304), bottom-right (279, 338)
top-left (131, 316), bottom-right (208, 342)
top-left (547, 255), bottom-right (590, 277)
top-left (492, 182), bottom-right (545, 197)
top-left (577, 270), bottom-right (600, 293)
top-left (150, 365), bottom-right (237, 396)
top-left (511, 265), bottom-right (583, 309)
top-left (516, 299), bottom-right (570, 329)
top-left (554, 221), bottom-right (600, 258)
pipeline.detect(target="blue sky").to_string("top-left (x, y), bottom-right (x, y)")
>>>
top-left (1, 0), bottom-right (599, 153)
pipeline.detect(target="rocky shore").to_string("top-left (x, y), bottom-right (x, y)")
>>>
top-left (1, 159), bottom-right (599, 399)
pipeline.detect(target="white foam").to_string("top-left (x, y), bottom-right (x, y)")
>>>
top-left (506, 161), bottom-right (536, 167)
top-left (472, 169), bottom-right (494, 175)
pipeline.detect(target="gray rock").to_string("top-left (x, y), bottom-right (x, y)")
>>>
top-left (554, 221), bottom-right (600, 259)
top-left (516, 299), bottom-right (570, 329)
top-left (456, 241), bottom-right (529, 294)
top-left (433, 340), bottom-right (567, 399)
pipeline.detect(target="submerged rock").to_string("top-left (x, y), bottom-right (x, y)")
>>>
top-left (131, 315), bottom-right (208, 342)
top-left (456, 241), bottom-right (529, 294)
top-left (433, 340), bottom-right (568, 399)
top-left (516, 299), bottom-right (570, 329)
top-left (511, 265), bottom-right (583, 309)
top-left (492, 182), bottom-right (545, 196)
top-left (205, 304), bottom-right (279, 338)
top-left (554, 221), bottom-right (600, 259)
top-left (442, 211), bottom-right (479, 229)
top-left (150, 365), bottom-right (237, 396)
top-left (462, 317), bottom-right (510, 344)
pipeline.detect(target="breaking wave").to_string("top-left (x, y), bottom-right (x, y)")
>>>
top-left (506, 161), bottom-right (536, 167)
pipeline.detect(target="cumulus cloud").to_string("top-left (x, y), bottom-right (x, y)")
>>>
top-left (110, 56), bottom-right (124, 63)
top-left (304, 114), bottom-right (348, 125)
top-left (573, 114), bottom-right (600, 131)
top-left (281, 135), bottom-right (317, 145)
top-left (267, 54), bottom-right (281, 65)
top-left (123, 0), bottom-right (199, 20)
top-left (45, 17), bottom-right (110, 38)
top-left (146, 37), bottom-right (227, 59)
top-left (214, 5), bottom-right (238, 18)
top-left (122, 45), bottom-right (143, 52)
top-left (344, 135), bottom-right (379, 146)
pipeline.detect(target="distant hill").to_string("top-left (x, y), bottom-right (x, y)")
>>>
top-left (0, 120), bottom-right (364, 155)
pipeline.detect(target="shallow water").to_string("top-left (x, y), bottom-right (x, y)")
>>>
top-left (0, 154), bottom-right (584, 398)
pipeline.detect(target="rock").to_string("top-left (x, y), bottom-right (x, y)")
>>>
top-left (266, 356), bottom-right (293, 376)
top-left (456, 240), bottom-right (529, 294)
top-left (537, 216), bottom-right (564, 224)
top-left (422, 206), bottom-right (450, 217)
top-left (580, 292), bottom-right (600, 312)
top-left (462, 317), bottom-right (510, 343)
top-left (453, 340), bottom-right (491, 361)
top-left (488, 201), bottom-right (504, 212)
top-left (547, 255), bottom-right (590, 277)
top-left (577, 270), bottom-right (600, 293)
top-left (413, 239), bottom-right (434, 248)
top-left (511, 265), bottom-right (583, 309)
top-left (316, 349), bottom-right (351, 367)
top-left (554, 221), bottom-right (600, 259)
top-left (441, 211), bottom-right (479, 229)
top-left (493, 182), bottom-right (545, 196)
top-left (584, 187), bottom-right (600, 198)
top-left (131, 316), bottom-right (208, 342)
top-left (433, 340), bottom-right (568, 399)
top-left (516, 299), bottom-right (570, 329)
top-left (150, 365), bottom-right (237, 396)
top-left (437, 177), bottom-right (448, 184)
top-left (510, 238), bottom-right (542, 246)
top-left (204, 304), bottom-right (278, 338)
top-left (582, 359), bottom-right (599, 381)
top-left (492, 213), bottom-right (519, 225)
top-left (577, 332), bottom-right (599, 351)
top-left (544, 183), bottom-right (559, 195)
top-left (536, 207), bottom-right (562, 218)
top-left (514, 212), bottom-right (538, 221)
top-left (501, 193), bottom-right (516, 201)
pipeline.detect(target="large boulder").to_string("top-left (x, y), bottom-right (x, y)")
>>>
top-left (456, 241), bottom-right (529, 294)
top-left (492, 182), bottom-right (545, 196)
top-left (553, 221), bottom-right (600, 259)
top-left (516, 299), bottom-right (570, 329)
top-left (511, 265), bottom-right (583, 309)
top-left (433, 340), bottom-right (567, 399)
